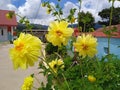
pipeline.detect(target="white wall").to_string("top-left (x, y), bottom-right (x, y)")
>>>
top-left (0, 26), bottom-right (8, 42)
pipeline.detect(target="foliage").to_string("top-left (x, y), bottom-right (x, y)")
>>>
top-left (41, 0), bottom-right (64, 21)
top-left (98, 7), bottom-right (120, 25)
top-left (78, 11), bottom-right (95, 32)
top-left (67, 8), bottom-right (77, 24)
top-left (18, 16), bottom-right (33, 30)
top-left (45, 42), bottom-right (58, 55)
top-left (38, 51), bottom-right (120, 90)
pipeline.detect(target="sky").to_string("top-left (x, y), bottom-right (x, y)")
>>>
top-left (0, 0), bottom-right (120, 25)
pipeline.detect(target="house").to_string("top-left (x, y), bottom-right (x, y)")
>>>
top-left (92, 24), bottom-right (120, 58)
top-left (0, 9), bottom-right (17, 42)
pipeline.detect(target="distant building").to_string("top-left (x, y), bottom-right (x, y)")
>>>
top-left (92, 24), bottom-right (120, 58)
top-left (23, 29), bottom-right (47, 42)
top-left (0, 10), bottom-right (17, 42)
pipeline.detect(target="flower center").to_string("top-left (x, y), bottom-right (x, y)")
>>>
top-left (82, 44), bottom-right (88, 50)
top-left (53, 64), bottom-right (58, 69)
top-left (15, 42), bottom-right (24, 51)
top-left (56, 30), bottom-right (63, 36)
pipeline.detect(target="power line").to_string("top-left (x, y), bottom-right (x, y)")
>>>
top-left (32, 0), bottom-right (42, 24)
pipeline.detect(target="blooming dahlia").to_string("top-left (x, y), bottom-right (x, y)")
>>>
top-left (46, 21), bottom-right (74, 47)
top-left (73, 34), bottom-right (97, 57)
top-left (9, 33), bottom-right (42, 70)
top-left (21, 76), bottom-right (34, 90)
top-left (49, 59), bottom-right (64, 73)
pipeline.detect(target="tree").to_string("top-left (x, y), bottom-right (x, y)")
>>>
top-left (77, 11), bottom-right (95, 32)
top-left (98, 7), bottom-right (120, 26)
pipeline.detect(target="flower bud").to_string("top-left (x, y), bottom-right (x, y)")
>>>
top-left (6, 13), bottom-right (13, 19)
top-left (88, 75), bottom-right (96, 83)
top-left (41, 3), bottom-right (46, 7)
top-left (47, 8), bottom-right (51, 14)
top-left (70, 16), bottom-right (76, 23)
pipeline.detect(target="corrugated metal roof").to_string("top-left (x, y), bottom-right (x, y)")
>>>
top-left (0, 9), bottom-right (17, 26)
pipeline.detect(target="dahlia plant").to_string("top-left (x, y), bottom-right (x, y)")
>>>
top-left (7, 0), bottom-right (120, 90)
top-left (9, 20), bottom-right (120, 90)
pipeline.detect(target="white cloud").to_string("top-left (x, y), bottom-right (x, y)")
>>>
top-left (0, 0), bottom-right (17, 11)
top-left (63, 1), bottom-right (79, 17)
top-left (17, 0), bottom-right (55, 25)
top-left (0, 0), bottom-right (120, 25)
top-left (114, 1), bottom-right (120, 7)
top-left (57, 0), bottom-right (120, 23)
top-left (29, 17), bottom-right (55, 25)
top-left (75, 0), bottom-right (120, 22)
top-left (7, 4), bottom-right (17, 11)
top-left (79, 0), bottom-right (111, 22)
top-left (18, 0), bottom-right (41, 18)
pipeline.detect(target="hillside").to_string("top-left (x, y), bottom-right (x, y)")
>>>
top-left (16, 23), bottom-right (48, 31)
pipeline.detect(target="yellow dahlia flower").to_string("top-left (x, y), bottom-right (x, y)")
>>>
top-left (10, 33), bottom-right (42, 70)
top-left (49, 59), bottom-right (64, 73)
top-left (21, 76), bottom-right (34, 90)
top-left (73, 34), bottom-right (97, 57)
top-left (46, 21), bottom-right (74, 46)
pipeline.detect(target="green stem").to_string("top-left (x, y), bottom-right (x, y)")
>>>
top-left (108, 36), bottom-right (110, 55)
top-left (79, 58), bottom-right (86, 88)
top-left (83, 23), bottom-right (86, 32)
top-left (33, 86), bottom-right (38, 89)
top-left (78, 0), bottom-right (82, 32)
top-left (62, 73), bottom-right (70, 90)
top-left (16, 13), bottom-right (33, 35)
top-left (54, 52), bottom-right (62, 59)
top-left (51, 6), bottom-right (62, 21)
top-left (107, 0), bottom-right (114, 55)
top-left (15, 13), bottom-right (23, 18)
top-left (109, 0), bottom-right (114, 26)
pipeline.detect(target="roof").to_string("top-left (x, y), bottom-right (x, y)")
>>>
top-left (92, 24), bottom-right (120, 38)
top-left (0, 10), bottom-right (17, 26)
top-left (23, 29), bottom-right (48, 32)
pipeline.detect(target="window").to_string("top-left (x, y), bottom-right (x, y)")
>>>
top-left (0, 28), bottom-right (4, 36)
top-left (1, 29), bottom-right (3, 35)
top-left (104, 47), bottom-right (108, 54)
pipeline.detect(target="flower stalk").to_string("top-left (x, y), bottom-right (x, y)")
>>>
top-left (107, 0), bottom-right (115, 54)
top-left (62, 73), bottom-right (70, 90)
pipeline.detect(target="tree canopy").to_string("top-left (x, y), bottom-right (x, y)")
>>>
top-left (98, 7), bottom-right (120, 25)
top-left (77, 11), bottom-right (95, 32)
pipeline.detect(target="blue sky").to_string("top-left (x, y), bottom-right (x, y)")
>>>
top-left (11, 0), bottom-right (26, 8)
top-left (1, 0), bottom-right (120, 25)
top-left (11, 0), bottom-right (78, 8)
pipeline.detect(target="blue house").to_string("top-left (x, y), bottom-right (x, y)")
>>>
top-left (92, 24), bottom-right (120, 58)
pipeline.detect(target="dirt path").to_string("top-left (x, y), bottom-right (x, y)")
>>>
top-left (0, 43), bottom-right (46, 90)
